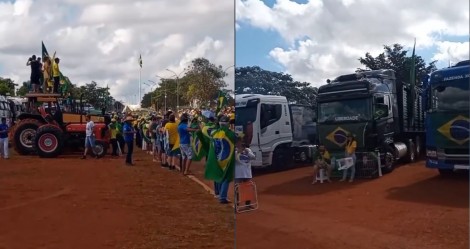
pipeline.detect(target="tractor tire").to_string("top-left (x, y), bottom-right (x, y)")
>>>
top-left (34, 125), bottom-right (64, 158)
top-left (12, 119), bottom-right (44, 155)
top-left (94, 140), bottom-right (108, 158)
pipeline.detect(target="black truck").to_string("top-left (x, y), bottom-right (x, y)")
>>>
top-left (316, 69), bottom-right (425, 176)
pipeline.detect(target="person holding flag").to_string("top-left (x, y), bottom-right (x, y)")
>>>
top-left (204, 115), bottom-right (235, 204)
top-left (178, 113), bottom-right (200, 175)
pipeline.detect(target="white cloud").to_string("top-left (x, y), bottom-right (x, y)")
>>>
top-left (0, 0), bottom-right (234, 105)
top-left (432, 41), bottom-right (470, 64)
top-left (237, 0), bottom-right (469, 87)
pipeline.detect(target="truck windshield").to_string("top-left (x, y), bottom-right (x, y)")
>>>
top-left (318, 98), bottom-right (371, 123)
top-left (432, 79), bottom-right (469, 111)
top-left (235, 105), bottom-right (257, 126)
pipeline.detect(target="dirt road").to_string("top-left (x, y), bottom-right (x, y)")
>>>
top-left (236, 162), bottom-right (468, 249)
top-left (0, 149), bottom-right (234, 249)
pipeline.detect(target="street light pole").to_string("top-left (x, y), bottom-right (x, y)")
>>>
top-left (166, 68), bottom-right (187, 112)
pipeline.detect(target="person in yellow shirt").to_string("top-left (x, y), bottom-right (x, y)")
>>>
top-left (341, 133), bottom-right (357, 182)
top-left (108, 118), bottom-right (119, 156)
top-left (52, 57), bottom-right (61, 94)
top-left (42, 56), bottom-right (52, 93)
top-left (164, 114), bottom-right (179, 170)
top-left (312, 144), bottom-right (332, 184)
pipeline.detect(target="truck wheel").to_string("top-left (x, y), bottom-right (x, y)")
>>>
top-left (382, 146), bottom-right (395, 174)
top-left (415, 136), bottom-right (422, 156)
top-left (438, 169), bottom-right (453, 176)
top-left (94, 140), bottom-right (108, 158)
top-left (405, 141), bottom-right (416, 163)
top-left (13, 119), bottom-right (44, 155)
top-left (299, 151), bottom-right (308, 163)
top-left (272, 147), bottom-right (294, 170)
top-left (34, 125), bottom-right (64, 158)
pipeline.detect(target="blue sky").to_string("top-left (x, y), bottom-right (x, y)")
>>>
top-left (236, 0), bottom-right (469, 86)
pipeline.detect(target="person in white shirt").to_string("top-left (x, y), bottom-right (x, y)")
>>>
top-left (235, 134), bottom-right (256, 208)
top-left (81, 115), bottom-right (97, 159)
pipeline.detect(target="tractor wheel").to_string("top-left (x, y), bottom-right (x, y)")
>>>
top-left (94, 140), bottom-right (108, 158)
top-left (34, 125), bottom-right (64, 158)
top-left (12, 119), bottom-right (44, 155)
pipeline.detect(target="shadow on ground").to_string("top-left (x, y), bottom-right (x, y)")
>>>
top-left (260, 174), bottom-right (370, 196)
top-left (386, 172), bottom-right (469, 208)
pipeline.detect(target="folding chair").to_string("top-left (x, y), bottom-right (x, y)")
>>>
top-left (235, 180), bottom-right (259, 213)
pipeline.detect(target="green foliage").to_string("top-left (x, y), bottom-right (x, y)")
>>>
top-left (180, 58), bottom-right (228, 108)
top-left (235, 66), bottom-right (318, 107)
top-left (357, 44), bottom-right (437, 85)
top-left (0, 77), bottom-right (17, 96)
top-left (16, 81), bottom-right (30, 96)
top-left (143, 57), bottom-right (228, 110)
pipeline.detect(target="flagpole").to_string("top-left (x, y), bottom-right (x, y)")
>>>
top-left (139, 67), bottom-right (141, 106)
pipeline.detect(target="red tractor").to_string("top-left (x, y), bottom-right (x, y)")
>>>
top-left (10, 93), bottom-right (110, 158)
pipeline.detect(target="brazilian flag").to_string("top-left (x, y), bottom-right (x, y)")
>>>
top-left (140, 120), bottom-right (151, 144)
top-left (215, 90), bottom-right (228, 114)
top-left (190, 122), bottom-right (205, 161)
top-left (204, 125), bottom-right (235, 182)
top-left (200, 122), bottom-right (216, 154)
top-left (42, 41), bottom-right (72, 94)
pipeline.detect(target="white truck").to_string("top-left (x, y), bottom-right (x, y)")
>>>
top-left (235, 94), bottom-right (317, 169)
top-left (0, 95), bottom-right (13, 126)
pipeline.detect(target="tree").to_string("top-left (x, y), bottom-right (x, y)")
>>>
top-left (141, 92), bottom-right (153, 108)
top-left (0, 77), bottom-right (17, 96)
top-left (16, 81), bottom-right (30, 96)
top-left (180, 58), bottom-right (228, 108)
top-left (357, 44), bottom-right (437, 85)
top-left (235, 66), bottom-right (318, 107)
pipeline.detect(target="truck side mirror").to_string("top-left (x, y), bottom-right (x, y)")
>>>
top-left (374, 104), bottom-right (389, 119)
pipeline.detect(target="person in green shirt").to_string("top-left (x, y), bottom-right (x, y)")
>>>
top-left (312, 144), bottom-right (333, 184)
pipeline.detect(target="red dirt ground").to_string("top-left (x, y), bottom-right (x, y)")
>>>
top-left (236, 161), bottom-right (469, 249)
top-left (0, 149), bottom-right (234, 249)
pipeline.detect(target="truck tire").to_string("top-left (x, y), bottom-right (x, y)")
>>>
top-left (94, 140), bottom-right (108, 158)
top-left (272, 147), bottom-right (294, 170)
top-left (34, 125), bottom-right (64, 158)
top-left (382, 146), bottom-right (395, 174)
top-left (12, 119), bottom-right (44, 155)
top-left (404, 141), bottom-right (416, 163)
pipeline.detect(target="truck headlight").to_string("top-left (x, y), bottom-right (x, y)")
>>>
top-left (426, 149), bottom-right (437, 157)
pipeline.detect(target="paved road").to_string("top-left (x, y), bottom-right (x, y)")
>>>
top-left (235, 161), bottom-right (468, 249)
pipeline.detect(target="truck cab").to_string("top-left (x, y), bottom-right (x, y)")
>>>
top-left (235, 94), bottom-right (294, 168)
top-left (317, 69), bottom-right (424, 176)
top-left (425, 60), bottom-right (469, 174)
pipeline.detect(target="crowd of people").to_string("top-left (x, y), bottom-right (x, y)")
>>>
top-left (79, 105), bottom-right (245, 205)
top-left (26, 53), bottom-right (62, 94)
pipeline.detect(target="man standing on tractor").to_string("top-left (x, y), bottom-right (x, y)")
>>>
top-left (81, 115), bottom-right (98, 159)
top-left (52, 57), bottom-right (61, 94)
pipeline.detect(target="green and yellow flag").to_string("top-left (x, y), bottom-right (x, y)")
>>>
top-left (42, 41), bottom-right (71, 94)
top-left (204, 125), bottom-right (235, 182)
top-left (190, 122), bottom-right (206, 161)
top-left (216, 90), bottom-right (228, 114)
